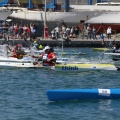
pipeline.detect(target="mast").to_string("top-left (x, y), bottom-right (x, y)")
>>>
top-left (44, 0), bottom-right (46, 25)
top-left (44, 0), bottom-right (47, 39)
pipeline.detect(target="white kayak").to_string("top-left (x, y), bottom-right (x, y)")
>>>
top-left (0, 56), bottom-right (117, 71)
top-left (104, 53), bottom-right (120, 56)
top-left (0, 56), bottom-right (68, 68)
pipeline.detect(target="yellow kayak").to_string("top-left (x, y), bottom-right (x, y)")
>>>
top-left (55, 63), bottom-right (117, 71)
top-left (92, 48), bottom-right (111, 52)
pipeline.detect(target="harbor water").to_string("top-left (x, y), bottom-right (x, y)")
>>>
top-left (0, 47), bottom-right (120, 120)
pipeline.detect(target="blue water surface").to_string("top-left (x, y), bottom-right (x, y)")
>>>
top-left (0, 47), bottom-right (120, 120)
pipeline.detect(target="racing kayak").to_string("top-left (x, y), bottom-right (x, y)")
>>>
top-left (104, 53), bottom-right (120, 61)
top-left (0, 56), bottom-right (67, 68)
top-left (0, 56), bottom-right (117, 71)
top-left (47, 88), bottom-right (120, 101)
top-left (55, 63), bottom-right (117, 71)
top-left (104, 53), bottom-right (120, 56)
top-left (92, 48), bottom-right (111, 52)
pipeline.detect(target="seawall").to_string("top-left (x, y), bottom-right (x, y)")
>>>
top-left (0, 37), bottom-right (120, 48)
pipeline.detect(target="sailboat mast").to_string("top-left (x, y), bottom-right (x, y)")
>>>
top-left (44, 0), bottom-right (47, 39)
top-left (44, 0), bottom-right (46, 26)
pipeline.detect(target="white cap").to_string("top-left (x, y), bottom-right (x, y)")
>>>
top-left (44, 46), bottom-right (50, 51)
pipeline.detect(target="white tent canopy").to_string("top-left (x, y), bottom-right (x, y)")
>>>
top-left (86, 12), bottom-right (120, 24)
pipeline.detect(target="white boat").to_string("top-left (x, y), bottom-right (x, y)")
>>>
top-left (0, 9), bottom-right (12, 23)
top-left (9, 2), bottom-right (120, 24)
top-left (0, 0), bottom-right (19, 23)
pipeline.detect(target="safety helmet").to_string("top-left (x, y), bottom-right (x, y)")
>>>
top-left (39, 45), bottom-right (43, 49)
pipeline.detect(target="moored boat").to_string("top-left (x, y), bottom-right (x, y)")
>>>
top-left (47, 88), bottom-right (120, 101)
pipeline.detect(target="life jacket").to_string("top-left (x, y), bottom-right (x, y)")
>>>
top-left (13, 49), bottom-right (25, 59)
top-left (42, 52), bottom-right (56, 66)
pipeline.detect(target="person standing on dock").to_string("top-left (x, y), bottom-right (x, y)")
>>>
top-left (54, 26), bottom-right (60, 39)
top-left (107, 26), bottom-right (112, 39)
top-left (44, 24), bottom-right (49, 39)
top-left (30, 24), bottom-right (37, 41)
top-left (100, 33), bottom-right (104, 45)
top-left (86, 24), bottom-right (92, 40)
top-left (92, 26), bottom-right (97, 40)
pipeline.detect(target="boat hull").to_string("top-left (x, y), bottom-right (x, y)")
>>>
top-left (55, 63), bottom-right (117, 71)
top-left (0, 9), bottom-right (12, 22)
top-left (0, 56), bottom-right (117, 71)
top-left (9, 10), bottom-right (104, 23)
top-left (47, 89), bottom-right (120, 101)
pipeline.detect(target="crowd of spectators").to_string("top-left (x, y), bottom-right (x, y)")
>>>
top-left (0, 22), bottom-right (38, 41)
top-left (50, 23), bottom-right (99, 40)
top-left (0, 21), bottom-right (113, 42)
top-left (51, 25), bottom-right (80, 40)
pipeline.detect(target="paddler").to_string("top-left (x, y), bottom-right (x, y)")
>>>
top-left (7, 44), bottom-right (26, 59)
top-left (32, 46), bottom-right (57, 66)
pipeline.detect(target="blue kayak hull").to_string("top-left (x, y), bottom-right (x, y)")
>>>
top-left (47, 89), bottom-right (120, 101)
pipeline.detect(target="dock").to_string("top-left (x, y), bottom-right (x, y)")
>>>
top-left (0, 37), bottom-right (120, 47)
